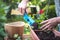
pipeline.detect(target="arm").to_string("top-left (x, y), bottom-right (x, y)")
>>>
top-left (22, 0), bottom-right (29, 2)
top-left (30, 27), bottom-right (40, 40)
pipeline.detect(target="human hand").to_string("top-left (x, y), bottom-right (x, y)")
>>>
top-left (52, 29), bottom-right (60, 37)
top-left (18, 1), bottom-right (27, 15)
top-left (40, 17), bottom-right (58, 30)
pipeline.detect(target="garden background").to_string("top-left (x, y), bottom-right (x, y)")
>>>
top-left (0, 0), bottom-right (57, 40)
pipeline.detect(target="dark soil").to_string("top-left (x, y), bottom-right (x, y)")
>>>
top-left (34, 30), bottom-right (60, 40)
top-left (32, 22), bottom-right (60, 40)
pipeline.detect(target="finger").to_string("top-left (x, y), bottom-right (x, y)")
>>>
top-left (40, 22), bottom-right (50, 29)
top-left (40, 20), bottom-right (48, 24)
top-left (18, 8), bottom-right (22, 13)
top-left (52, 28), bottom-right (57, 32)
top-left (22, 8), bottom-right (25, 14)
top-left (52, 29), bottom-right (60, 37)
top-left (47, 27), bottom-right (52, 31)
top-left (21, 8), bottom-right (22, 13)
top-left (19, 8), bottom-right (25, 15)
top-left (42, 25), bottom-right (50, 31)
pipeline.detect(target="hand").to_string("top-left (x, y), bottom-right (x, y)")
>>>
top-left (18, 1), bottom-right (27, 15)
top-left (40, 17), bottom-right (58, 30)
top-left (52, 29), bottom-right (60, 37)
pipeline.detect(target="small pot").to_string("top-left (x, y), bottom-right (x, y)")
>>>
top-left (4, 21), bottom-right (25, 38)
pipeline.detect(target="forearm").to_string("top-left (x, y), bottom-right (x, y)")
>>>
top-left (22, 0), bottom-right (29, 3)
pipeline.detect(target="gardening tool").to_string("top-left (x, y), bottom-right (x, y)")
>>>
top-left (23, 12), bottom-right (38, 29)
top-left (23, 12), bottom-right (35, 26)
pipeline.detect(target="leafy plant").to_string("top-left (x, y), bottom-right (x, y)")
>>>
top-left (43, 5), bottom-right (57, 19)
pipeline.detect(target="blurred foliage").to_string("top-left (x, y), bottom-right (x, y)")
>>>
top-left (0, 0), bottom-right (21, 40)
top-left (43, 5), bottom-right (57, 19)
top-left (0, 1), bottom-right (7, 40)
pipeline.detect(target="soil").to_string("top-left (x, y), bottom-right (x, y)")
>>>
top-left (34, 30), bottom-right (60, 40)
top-left (32, 22), bottom-right (60, 40)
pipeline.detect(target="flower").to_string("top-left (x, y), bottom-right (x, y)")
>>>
top-left (39, 9), bottom-right (44, 14)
